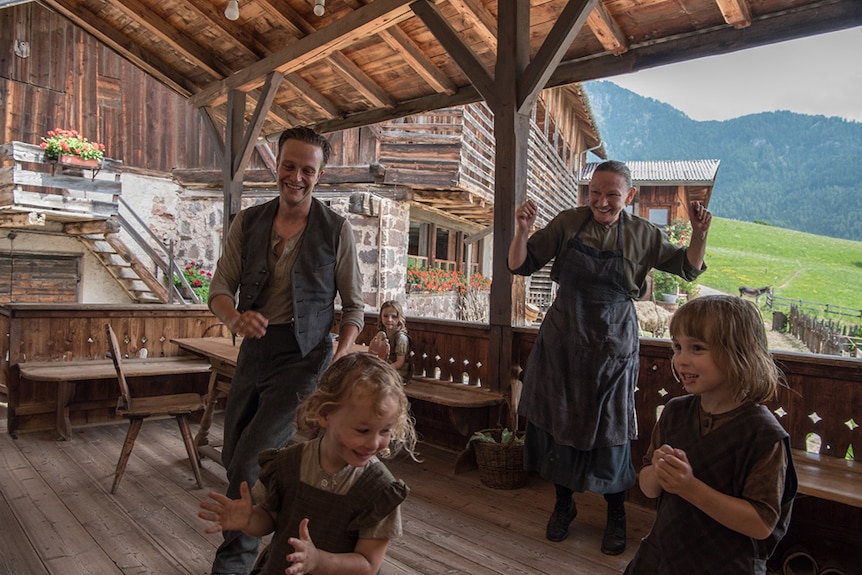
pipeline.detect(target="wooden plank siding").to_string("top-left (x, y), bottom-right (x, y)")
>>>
top-left (0, 254), bottom-right (80, 304)
top-left (0, 3), bottom-right (223, 175)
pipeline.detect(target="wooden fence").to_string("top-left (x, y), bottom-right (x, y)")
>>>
top-left (784, 304), bottom-right (862, 356)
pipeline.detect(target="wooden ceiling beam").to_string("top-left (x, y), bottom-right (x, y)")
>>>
top-left (409, 202), bottom-right (486, 232)
top-left (312, 0), bottom-right (862, 136)
top-left (378, 26), bottom-right (458, 94)
top-left (255, 143), bottom-right (279, 180)
top-left (184, 0), bottom-right (275, 60)
top-left (284, 73), bottom-right (343, 119)
top-left (714, 0), bottom-right (752, 29)
top-left (96, 0), bottom-right (226, 78)
top-left (328, 52), bottom-right (396, 109)
top-left (345, 0), bottom-right (457, 94)
top-left (447, 0), bottom-right (498, 53)
top-left (412, 0), bottom-right (496, 105)
top-left (519, 0), bottom-right (596, 113)
top-left (259, 0), bottom-right (308, 37)
top-left (549, 0), bottom-right (862, 89)
top-left (314, 85), bottom-right (482, 133)
top-left (234, 72), bottom-right (284, 176)
top-left (181, 0), bottom-right (335, 126)
top-left (188, 0), bottom-right (415, 108)
top-left (587, 0), bottom-right (628, 55)
top-left (264, 0), bottom-right (367, 118)
top-left (216, 0), bottom-right (396, 117)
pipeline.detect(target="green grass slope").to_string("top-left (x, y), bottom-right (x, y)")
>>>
top-left (699, 218), bottom-right (862, 312)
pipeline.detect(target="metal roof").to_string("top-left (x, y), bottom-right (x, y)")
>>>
top-left (581, 159), bottom-right (721, 185)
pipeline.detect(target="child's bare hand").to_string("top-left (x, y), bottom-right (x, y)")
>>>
top-left (653, 445), bottom-right (693, 494)
top-left (198, 480), bottom-right (253, 534)
top-left (368, 331), bottom-right (390, 361)
top-left (286, 518), bottom-right (319, 574)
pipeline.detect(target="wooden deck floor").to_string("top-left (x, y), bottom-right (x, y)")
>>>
top-left (0, 410), bottom-right (656, 575)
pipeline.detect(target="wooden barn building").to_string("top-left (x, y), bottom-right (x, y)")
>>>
top-left (1, 2), bottom-right (604, 312)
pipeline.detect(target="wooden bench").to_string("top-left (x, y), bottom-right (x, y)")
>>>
top-left (792, 449), bottom-right (862, 508)
top-left (15, 356), bottom-right (211, 440)
top-left (403, 377), bottom-right (506, 451)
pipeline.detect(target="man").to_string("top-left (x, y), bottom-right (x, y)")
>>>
top-left (206, 126), bottom-right (365, 575)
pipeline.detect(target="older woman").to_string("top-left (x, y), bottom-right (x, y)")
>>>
top-left (507, 160), bottom-right (712, 554)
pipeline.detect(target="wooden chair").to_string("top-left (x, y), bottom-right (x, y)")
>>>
top-left (105, 323), bottom-right (205, 493)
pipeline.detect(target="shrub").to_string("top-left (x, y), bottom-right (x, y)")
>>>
top-left (406, 266), bottom-right (491, 295)
top-left (174, 261), bottom-right (212, 301)
top-left (651, 220), bottom-right (700, 300)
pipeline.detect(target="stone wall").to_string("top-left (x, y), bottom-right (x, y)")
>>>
top-left (100, 173), bottom-right (488, 318)
top-left (119, 174), bottom-right (415, 313)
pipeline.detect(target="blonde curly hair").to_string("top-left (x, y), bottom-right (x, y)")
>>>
top-left (297, 352), bottom-right (419, 460)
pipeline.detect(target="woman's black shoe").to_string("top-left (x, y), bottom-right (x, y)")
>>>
top-left (601, 503), bottom-right (626, 555)
top-left (545, 500), bottom-right (578, 542)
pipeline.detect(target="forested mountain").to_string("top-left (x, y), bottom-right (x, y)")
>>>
top-left (582, 80), bottom-right (862, 241)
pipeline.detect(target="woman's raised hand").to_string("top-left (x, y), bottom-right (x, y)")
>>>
top-left (689, 201), bottom-right (712, 239)
top-left (515, 199), bottom-right (538, 233)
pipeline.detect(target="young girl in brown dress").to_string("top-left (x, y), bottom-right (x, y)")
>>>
top-left (625, 295), bottom-right (796, 574)
top-left (199, 353), bottom-right (418, 575)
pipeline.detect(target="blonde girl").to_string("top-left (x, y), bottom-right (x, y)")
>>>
top-left (625, 295), bottom-right (797, 574)
top-left (369, 300), bottom-right (412, 381)
top-left (200, 353), bottom-right (418, 575)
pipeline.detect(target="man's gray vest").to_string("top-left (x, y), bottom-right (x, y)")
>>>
top-left (236, 197), bottom-right (345, 357)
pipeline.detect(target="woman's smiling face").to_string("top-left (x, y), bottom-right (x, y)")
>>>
top-left (588, 170), bottom-right (636, 226)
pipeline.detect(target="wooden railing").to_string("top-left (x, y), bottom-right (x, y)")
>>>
top-left (1, 304), bottom-right (221, 433)
top-left (7, 305), bottom-right (860, 457)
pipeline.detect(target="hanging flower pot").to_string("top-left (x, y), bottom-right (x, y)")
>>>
top-left (58, 154), bottom-right (100, 169)
top-left (40, 128), bottom-right (106, 166)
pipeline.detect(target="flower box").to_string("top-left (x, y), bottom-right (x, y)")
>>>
top-left (59, 154), bottom-right (99, 169)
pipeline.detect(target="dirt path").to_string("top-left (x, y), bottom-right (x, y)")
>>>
top-left (698, 285), bottom-right (809, 353)
top-left (765, 322), bottom-right (809, 353)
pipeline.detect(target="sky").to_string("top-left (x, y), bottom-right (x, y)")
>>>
top-left (605, 27), bottom-right (862, 123)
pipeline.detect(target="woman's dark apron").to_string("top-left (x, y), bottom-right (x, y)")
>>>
top-left (521, 213), bottom-right (638, 492)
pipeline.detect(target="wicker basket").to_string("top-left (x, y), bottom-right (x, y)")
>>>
top-left (473, 428), bottom-right (527, 490)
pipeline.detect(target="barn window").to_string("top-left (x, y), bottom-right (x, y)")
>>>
top-left (648, 208), bottom-right (669, 226)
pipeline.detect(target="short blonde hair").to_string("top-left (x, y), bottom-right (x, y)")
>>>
top-left (670, 295), bottom-right (782, 404)
top-left (297, 352), bottom-right (418, 460)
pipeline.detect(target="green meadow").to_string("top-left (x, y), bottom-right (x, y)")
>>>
top-left (699, 218), bottom-right (862, 313)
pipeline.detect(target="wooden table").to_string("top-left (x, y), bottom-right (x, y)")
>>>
top-left (171, 337), bottom-right (240, 464)
top-left (16, 356), bottom-right (212, 440)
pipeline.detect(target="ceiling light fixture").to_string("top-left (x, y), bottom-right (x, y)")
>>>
top-left (313, 0), bottom-right (325, 17)
top-left (225, 0), bottom-right (240, 21)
